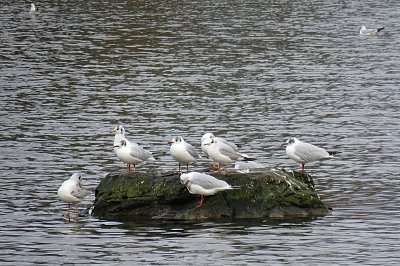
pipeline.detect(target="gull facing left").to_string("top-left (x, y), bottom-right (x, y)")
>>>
top-left (57, 173), bottom-right (91, 222)
top-left (180, 172), bottom-right (238, 208)
top-left (282, 137), bottom-right (334, 171)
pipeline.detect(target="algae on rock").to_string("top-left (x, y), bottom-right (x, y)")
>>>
top-left (92, 168), bottom-right (331, 220)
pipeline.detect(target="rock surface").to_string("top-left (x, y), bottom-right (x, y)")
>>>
top-left (92, 168), bottom-right (331, 220)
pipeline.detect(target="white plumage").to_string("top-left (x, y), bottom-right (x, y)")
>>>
top-left (169, 136), bottom-right (199, 173)
top-left (180, 172), bottom-right (236, 208)
top-left (57, 173), bottom-right (91, 221)
top-left (112, 125), bottom-right (155, 172)
top-left (359, 25), bottom-right (384, 36)
top-left (283, 137), bottom-right (334, 171)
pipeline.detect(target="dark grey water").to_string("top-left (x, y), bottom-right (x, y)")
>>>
top-left (1, 0), bottom-right (399, 264)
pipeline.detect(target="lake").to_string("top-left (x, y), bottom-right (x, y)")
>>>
top-left (0, 0), bottom-right (399, 264)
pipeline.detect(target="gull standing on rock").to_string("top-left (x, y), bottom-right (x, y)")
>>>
top-left (282, 137), bottom-right (334, 172)
top-left (57, 173), bottom-right (91, 222)
top-left (359, 25), bottom-right (384, 36)
top-left (180, 172), bottom-right (238, 208)
top-left (169, 136), bottom-right (200, 174)
top-left (112, 125), bottom-right (155, 172)
top-left (203, 137), bottom-right (255, 174)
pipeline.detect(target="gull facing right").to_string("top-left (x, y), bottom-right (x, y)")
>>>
top-left (282, 137), bottom-right (334, 171)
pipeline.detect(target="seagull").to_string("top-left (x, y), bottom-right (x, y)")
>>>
top-left (57, 173), bottom-right (91, 222)
top-left (234, 160), bottom-right (264, 173)
top-left (30, 3), bottom-right (38, 13)
top-left (180, 172), bottom-right (238, 208)
top-left (359, 25), bottom-right (384, 36)
top-left (169, 136), bottom-right (200, 174)
top-left (203, 137), bottom-right (255, 174)
top-left (282, 137), bottom-right (334, 171)
top-left (112, 125), bottom-right (155, 172)
top-left (201, 133), bottom-right (238, 156)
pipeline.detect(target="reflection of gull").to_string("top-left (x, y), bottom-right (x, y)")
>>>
top-left (169, 136), bottom-right (200, 174)
top-left (360, 25), bottom-right (384, 36)
top-left (112, 125), bottom-right (155, 172)
top-left (203, 137), bottom-right (255, 174)
top-left (57, 173), bottom-right (91, 222)
top-left (235, 161), bottom-right (264, 173)
top-left (180, 172), bottom-right (238, 208)
top-left (282, 137), bottom-right (334, 171)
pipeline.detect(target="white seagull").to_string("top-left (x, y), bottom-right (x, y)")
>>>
top-left (203, 137), bottom-right (255, 174)
top-left (112, 125), bottom-right (155, 172)
top-left (169, 136), bottom-right (200, 174)
top-left (180, 172), bottom-right (238, 208)
top-left (282, 137), bottom-right (334, 171)
top-left (30, 3), bottom-right (38, 13)
top-left (57, 173), bottom-right (91, 222)
top-left (201, 133), bottom-right (238, 156)
top-left (359, 25), bottom-right (384, 36)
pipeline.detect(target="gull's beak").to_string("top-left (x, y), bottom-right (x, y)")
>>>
top-left (113, 145), bottom-right (120, 148)
top-left (281, 143), bottom-right (287, 148)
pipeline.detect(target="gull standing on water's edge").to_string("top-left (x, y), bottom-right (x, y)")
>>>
top-left (112, 125), bottom-right (155, 172)
top-left (282, 137), bottom-right (334, 172)
top-left (180, 172), bottom-right (238, 208)
top-left (169, 136), bottom-right (200, 174)
top-left (57, 173), bottom-right (91, 222)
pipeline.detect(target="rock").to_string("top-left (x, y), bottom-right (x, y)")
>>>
top-left (91, 168), bottom-right (331, 220)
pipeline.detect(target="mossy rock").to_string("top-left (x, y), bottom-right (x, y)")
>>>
top-left (92, 168), bottom-right (331, 220)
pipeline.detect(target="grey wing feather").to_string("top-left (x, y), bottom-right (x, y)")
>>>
top-left (184, 142), bottom-right (199, 158)
top-left (191, 173), bottom-right (230, 190)
top-left (130, 142), bottom-right (154, 160)
top-left (71, 185), bottom-right (91, 199)
top-left (219, 146), bottom-right (240, 160)
top-left (296, 143), bottom-right (329, 162)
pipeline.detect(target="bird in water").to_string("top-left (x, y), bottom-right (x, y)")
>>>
top-left (359, 25), bottom-right (384, 36)
top-left (57, 173), bottom-right (91, 222)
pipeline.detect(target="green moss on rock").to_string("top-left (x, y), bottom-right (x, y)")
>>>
top-left (92, 168), bottom-right (331, 220)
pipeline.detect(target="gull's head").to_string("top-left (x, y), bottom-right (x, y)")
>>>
top-left (169, 136), bottom-right (183, 145)
top-left (70, 173), bottom-right (83, 182)
top-left (282, 137), bottom-right (297, 148)
top-left (112, 125), bottom-right (125, 135)
top-left (180, 173), bottom-right (190, 186)
top-left (201, 133), bottom-right (215, 143)
top-left (202, 136), bottom-right (215, 147)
